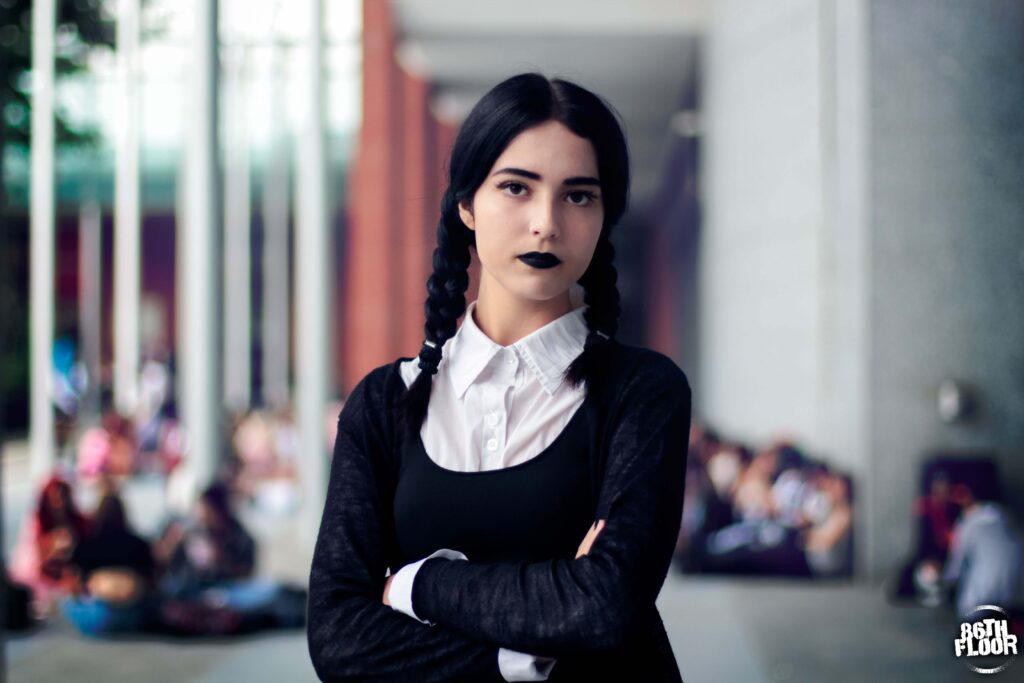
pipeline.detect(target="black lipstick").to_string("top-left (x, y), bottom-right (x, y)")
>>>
top-left (518, 252), bottom-right (561, 269)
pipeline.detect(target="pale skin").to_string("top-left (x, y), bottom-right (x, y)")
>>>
top-left (384, 120), bottom-right (610, 605)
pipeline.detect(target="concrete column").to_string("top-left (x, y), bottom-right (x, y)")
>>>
top-left (224, 46), bottom-right (252, 411)
top-left (261, 42), bottom-right (290, 409)
top-left (114, 0), bottom-right (142, 416)
top-left (867, 0), bottom-right (1024, 577)
top-left (294, 0), bottom-right (330, 540)
top-left (178, 0), bottom-right (222, 499)
top-left (822, 0), bottom-right (872, 577)
top-left (78, 200), bottom-right (103, 422)
top-left (30, 0), bottom-right (56, 482)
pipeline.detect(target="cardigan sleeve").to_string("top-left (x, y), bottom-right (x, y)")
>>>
top-left (307, 366), bottom-right (504, 682)
top-left (411, 354), bottom-right (691, 658)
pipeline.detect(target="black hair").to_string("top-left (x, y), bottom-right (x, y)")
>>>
top-left (92, 491), bottom-right (129, 536)
top-left (399, 73), bottom-right (630, 438)
top-left (199, 482), bottom-right (241, 530)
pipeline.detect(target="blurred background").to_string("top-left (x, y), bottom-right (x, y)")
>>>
top-left (2, 0), bottom-right (1023, 681)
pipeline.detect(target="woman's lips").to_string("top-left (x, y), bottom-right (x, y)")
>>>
top-left (517, 252), bottom-right (562, 269)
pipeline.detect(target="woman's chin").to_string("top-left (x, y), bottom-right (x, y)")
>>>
top-left (508, 284), bottom-right (575, 306)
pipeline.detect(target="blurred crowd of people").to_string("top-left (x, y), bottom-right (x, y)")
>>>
top-left (678, 424), bottom-right (1024, 621)
top-left (676, 424), bottom-right (854, 578)
top-left (2, 347), bottom-right (312, 638)
top-left (3, 475), bottom-right (306, 637)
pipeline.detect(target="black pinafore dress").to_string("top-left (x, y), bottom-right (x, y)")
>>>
top-left (387, 351), bottom-right (685, 682)
top-left (393, 394), bottom-right (598, 566)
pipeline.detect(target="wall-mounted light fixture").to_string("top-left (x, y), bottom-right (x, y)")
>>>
top-left (670, 109), bottom-right (701, 138)
top-left (937, 379), bottom-right (977, 424)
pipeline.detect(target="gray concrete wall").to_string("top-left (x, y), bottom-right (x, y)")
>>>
top-left (699, 0), bottom-right (827, 448)
top-left (700, 0), bottom-right (876, 576)
top-left (869, 0), bottom-right (1024, 570)
top-left (699, 0), bottom-right (1023, 578)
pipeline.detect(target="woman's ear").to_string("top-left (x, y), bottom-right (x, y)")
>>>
top-left (458, 200), bottom-right (476, 230)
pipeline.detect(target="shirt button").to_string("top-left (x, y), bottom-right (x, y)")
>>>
top-left (506, 352), bottom-right (516, 365)
top-left (485, 413), bottom-right (499, 427)
top-left (486, 438), bottom-right (499, 452)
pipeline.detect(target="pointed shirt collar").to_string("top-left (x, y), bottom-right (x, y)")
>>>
top-left (445, 299), bottom-right (588, 399)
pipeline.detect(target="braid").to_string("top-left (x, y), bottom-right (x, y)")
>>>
top-left (580, 237), bottom-right (620, 341)
top-left (399, 192), bottom-right (473, 438)
top-left (565, 234), bottom-right (621, 389)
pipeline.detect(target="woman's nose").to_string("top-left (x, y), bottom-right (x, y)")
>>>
top-left (529, 201), bottom-right (559, 240)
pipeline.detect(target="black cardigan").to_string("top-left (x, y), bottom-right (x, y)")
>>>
top-left (308, 342), bottom-right (692, 682)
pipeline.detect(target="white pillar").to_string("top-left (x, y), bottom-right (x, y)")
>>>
top-left (295, 0), bottom-right (330, 540)
top-left (114, 0), bottom-right (142, 416)
top-left (30, 0), bottom-right (56, 483)
top-left (828, 0), bottom-right (872, 579)
top-left (224, 45), bottom-right (252, 411)
top-left (78, 200), bottom-right (103, 422)
top-left (261, 42), bottom-right (290, 409)
top-left (179, 0), bottom-right (222, 498)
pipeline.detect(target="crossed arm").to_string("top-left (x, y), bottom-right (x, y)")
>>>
top-left (407, 370), bottom-right (691, 657)
top-left (308, 360), bottom-right (691, 678)
top-left (307, 370), bottom-right (504, 682)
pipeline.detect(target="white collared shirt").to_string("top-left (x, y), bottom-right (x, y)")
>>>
top-left (399, 298), bottom-right (589, 472)
top-left (392, 298), bottom-right (588, 681)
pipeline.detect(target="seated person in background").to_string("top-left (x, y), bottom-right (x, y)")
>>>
top-left (702, 452), bottom-right (851, 578)
top-left (801, 472), bottom-right (853, 577)
top-left (732, 447), bottom-right (779, 522)
top-left (154, 482), bottom-right (304, 634)
top-left (9, 475), bottom-right (90, 617)
top-left (155, 482), bottom-right (255, 597)
top-left (944, 483), bottom-right (1024, 618)
top-left (77, 410), bottom-right (137, 482)
top-left (677, 444), bottom-right (744, 572)
top-left (62, 490), bottom-right (156, 635)
top-left (888, 469), bottom-right (964, 604)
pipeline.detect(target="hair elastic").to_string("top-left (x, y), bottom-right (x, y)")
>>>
top-left (585, 330), bottom-right (611, 349)
top-left (418, 339), bottom-right (443, 375)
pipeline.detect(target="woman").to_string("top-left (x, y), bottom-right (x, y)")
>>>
top-left (62, 490), bottom-right (156, 635)
top-left (9, 474), bottom-right (90, 616)
top-left (155, 483), bottom-right (305, 635)
top-left (155, 483), bottom-right (256, 597)
top-left (308, 73), bottom-right (691, 681)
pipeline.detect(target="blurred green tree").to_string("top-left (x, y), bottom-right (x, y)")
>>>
top-left (0, 0), bottom-right (113, 432)
top-left (1, 0), bottom-right (117, 208)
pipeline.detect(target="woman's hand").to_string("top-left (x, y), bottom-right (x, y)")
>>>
top-left (382, 573), bottom-right (395, 606)
top-left (39, 527), bottom-right (74, 561)
top-left (575, 519), bottom-right (606, 559)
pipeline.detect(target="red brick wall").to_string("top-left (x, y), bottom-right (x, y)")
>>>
top-left (341, 0), bottom-right (469, 393)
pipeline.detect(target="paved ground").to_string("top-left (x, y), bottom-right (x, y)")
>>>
top-left (5, 573), bottom-right (979, 683)
top-left (2, 440), bottom-right (984, 682)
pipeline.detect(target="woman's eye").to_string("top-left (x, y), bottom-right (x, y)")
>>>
top-left (567, 191), bottom-right (597, 206)
top-left (500, 181), bottom-right (527, 196)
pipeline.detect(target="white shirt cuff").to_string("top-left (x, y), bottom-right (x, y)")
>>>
top-left (388, 548), bottom-right (468, 624)
top-left (499, 648), bottom-right (557, 681)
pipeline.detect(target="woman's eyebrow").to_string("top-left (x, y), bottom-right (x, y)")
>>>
top-left (491, 167), bottom-right (600, 187)
top-left (563, 176), bottom-right (601, 187)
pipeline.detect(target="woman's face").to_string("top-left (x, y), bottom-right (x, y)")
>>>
top-left (45, 483), bottom-right (69, 513)
top-left (197, 500), bottom-right (220, 530)
top-left (459, 120), bottom-right (604, 307)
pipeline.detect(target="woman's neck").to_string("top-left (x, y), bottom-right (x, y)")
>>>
top-left (472, 287), bottom-right (573, 347)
